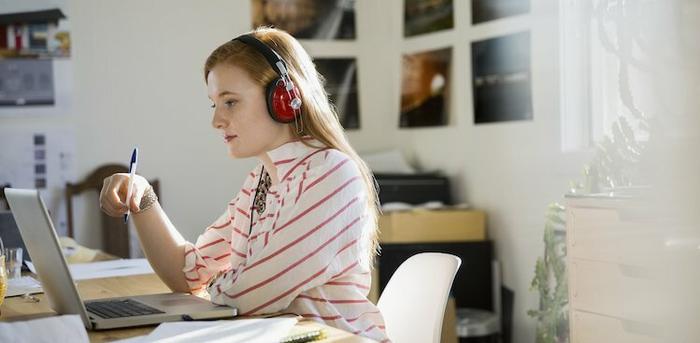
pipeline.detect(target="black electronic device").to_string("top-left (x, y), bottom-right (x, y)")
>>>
top-left (374, 173), bottom-right (452, 205)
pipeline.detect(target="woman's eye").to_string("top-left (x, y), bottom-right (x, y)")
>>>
top-left (225, 100), bottom-right (237, 108)
top-left (210, 103), bottom-right (215, 109)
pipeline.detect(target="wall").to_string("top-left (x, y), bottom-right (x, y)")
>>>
top-left (1, 0), bottom-right (593, 341)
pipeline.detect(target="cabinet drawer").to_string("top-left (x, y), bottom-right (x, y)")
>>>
top-left (569, 259), bottom-right (669, 321)
top-left (568, 207), bottom-right (662, 266)
top-left (571, 311), bottom-right (661, 343)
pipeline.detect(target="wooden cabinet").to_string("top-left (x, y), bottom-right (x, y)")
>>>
top-left (566, 196), bottom-right (666, 343)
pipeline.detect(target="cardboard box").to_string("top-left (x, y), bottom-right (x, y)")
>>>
top-left (379, 209), bottom-right (486, 243)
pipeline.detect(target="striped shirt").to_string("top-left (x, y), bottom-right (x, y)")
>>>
top-left (182, 140), bottom-right (389, 342)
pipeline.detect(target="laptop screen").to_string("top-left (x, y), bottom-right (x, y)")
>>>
top-left (0, 211), bottom-right (32, 265)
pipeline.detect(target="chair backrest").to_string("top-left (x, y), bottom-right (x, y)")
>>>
top-left (65, 164), bottom-right (160, 258)
top-left (377, 252), bottom-right (461, 343)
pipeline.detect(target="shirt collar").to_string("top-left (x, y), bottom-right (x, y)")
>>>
top-left (265, 138), bottom-right (324, 180)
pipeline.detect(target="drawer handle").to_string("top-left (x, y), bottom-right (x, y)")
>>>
top-left (617, 264), bottom-right (654, 279)
top-left (620, 318), bottom-right (661, 338)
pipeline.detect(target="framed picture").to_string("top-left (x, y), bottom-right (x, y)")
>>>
top-left (471, 32), bottom-right (532, 124)
top-left (0, 6), bottom-right (72, 116)
top-left (472, 0), bottom-right (529, 25)
top-left (404, 0), bottom-right (454, 37)
top-left (314, 58), bottom-right (360, 129)
top-left (251, 0), bottom-right (356, 40)
top-left (400, 47), bottom-right (451, 128)
top-left (0, 59), bottom-right (55, 106)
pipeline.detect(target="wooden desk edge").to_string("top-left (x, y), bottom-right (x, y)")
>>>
top-left (1, 273), bottom-right (377, 343)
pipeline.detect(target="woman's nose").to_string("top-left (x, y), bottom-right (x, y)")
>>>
top-left (211, 108), bottom-right (227, 129)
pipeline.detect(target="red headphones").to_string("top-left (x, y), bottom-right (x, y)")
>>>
top-left (233, 34), bottom-right (302, 123)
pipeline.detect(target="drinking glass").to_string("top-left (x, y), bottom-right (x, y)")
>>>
top-left (4, 247), bottom-right (22, 279)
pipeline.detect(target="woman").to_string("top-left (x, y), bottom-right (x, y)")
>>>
top-left (99, 27), bottom-right (388, 341)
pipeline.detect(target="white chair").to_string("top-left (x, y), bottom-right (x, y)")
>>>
top-left (377, 252), bottom-right (462, 343)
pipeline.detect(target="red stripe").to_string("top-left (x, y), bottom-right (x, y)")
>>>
top-left (353, 324), bottom-right (386, 335)
top-left (249, 172), bottom-right (256, 178)
top-left (280, 148), bottom-right (330, 181)
top-left (264, 231), bottom-right (269, 247)
top-left (185, 276), bottom-right (200, 282)
top-left (249, 232), bottom-right (262, 241)
top-left (232, 227), bottom-right (249, 238)
top-left (298, 310), bottom-right (382, 323)
top-left (330, 261), bottom-right (359, 279)
top-left (297, 294), bottom-right (370, 304)
top-left (241, 189), bottom-right (251, 196)
top-left (196, 238), bottom-right (226, 250)
top-left (300, 313), bottom-right (343, 321)
top-left (273, 176), bottom-right (360, 235)
top-left (209, 219), bottom-right (232, 229)
top-left (325, 281), bottom-right (370, 290)
top-left (336, 239), bottom-right (357, 255)
top-left (240, 266), bottom-right (329, 315)
top-left (304, 158), bottom-right (350, 193)
top-left (185, 248), bottom-right (195, 256)
top-left (227, 230), bottom-right (358, 300)
top-left (185, 263), bottom-right (207, 273)
top-left (203, 252), bottom-right (232, 261)
top-left (236, 207), bottom-right (251, 219)
top-left (271, 200), bottom-right (283, 231)
top-left (231, 248), bottom-right (246, 258)
top-left (245, 204), bottom-right (360, 272)
top-left (250, 213), bottom-right (274, 230)
top-left (295, 175), bottom-right (304, 204)
top-left (346, 310), bottom-right (382, 323)
top-left (274, 158), bottom-right (296, 166)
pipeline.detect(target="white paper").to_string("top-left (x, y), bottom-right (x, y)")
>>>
top-left (360, 149), bottom-right (416, 174)
top-left (0, 315), bottom-right (88, 343)
top-left (112, 318), bottom-right (298, 343)
top-left (6, 275), bottom-right (43, 297)
top-left (68, 258), bottom-right (154, 280)
top-left (25, 260), bottom-right (37, 274)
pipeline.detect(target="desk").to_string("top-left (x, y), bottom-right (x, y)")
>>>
top-left (0, 273), bottom-right (376, 343)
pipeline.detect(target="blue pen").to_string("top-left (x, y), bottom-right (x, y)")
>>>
top-left (124, 147), bottom-right (139, 223)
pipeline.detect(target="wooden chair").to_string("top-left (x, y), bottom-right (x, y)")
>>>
top-left (0, 183), bottom-right (11, 210)
top-left (65, 164), bottom-right (160, 258)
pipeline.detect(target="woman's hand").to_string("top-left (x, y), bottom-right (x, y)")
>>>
top-left (99, 173), bottom-right (151, 217)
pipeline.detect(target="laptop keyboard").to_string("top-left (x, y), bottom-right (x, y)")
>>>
top-left (86, 299), bottom-right (165, 319)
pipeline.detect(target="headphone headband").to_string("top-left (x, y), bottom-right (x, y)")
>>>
top-left (233, 34), bottom-right (287, 78)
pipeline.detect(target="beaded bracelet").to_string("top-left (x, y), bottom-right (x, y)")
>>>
top-left (138, 186), bottom-right (158, 213)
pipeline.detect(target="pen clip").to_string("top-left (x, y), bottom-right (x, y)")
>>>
top-left (129, 148), bottom-right (139, 172)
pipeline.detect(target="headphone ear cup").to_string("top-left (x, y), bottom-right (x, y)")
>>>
top-left (266, 78), bottom-right (301, 123)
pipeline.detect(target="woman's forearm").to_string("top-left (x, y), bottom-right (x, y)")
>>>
top-left (132, 202), bottom-right (190, 293)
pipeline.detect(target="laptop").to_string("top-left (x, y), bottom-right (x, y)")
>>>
top-left (4, 188), bottom-right (237, 330)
